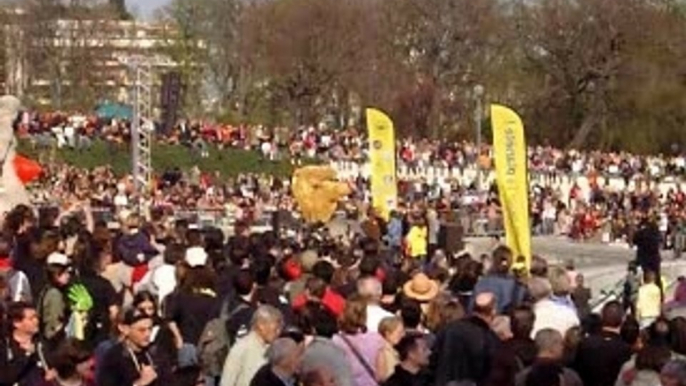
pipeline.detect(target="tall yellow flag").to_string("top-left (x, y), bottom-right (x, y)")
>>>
top-left (366, 108), bottom-right (397, 220)
top-left (491, 104), bottom-right (531, 267)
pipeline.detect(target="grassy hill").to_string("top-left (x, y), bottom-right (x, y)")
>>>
top-left (16, 140), bottom-right (300, 177)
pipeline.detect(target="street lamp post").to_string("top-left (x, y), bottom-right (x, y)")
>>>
top-left (473, 84), bottom-right (484, 191)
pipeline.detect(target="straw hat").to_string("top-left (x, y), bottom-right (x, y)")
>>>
top-left (403, 273), bottom-right (439, 302)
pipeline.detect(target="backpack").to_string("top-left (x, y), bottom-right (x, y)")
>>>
top-left (197, 301), bottom-right (249, 377)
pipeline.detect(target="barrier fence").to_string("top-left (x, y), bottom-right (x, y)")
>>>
top-left (34, 203), bottom-right (509, 238)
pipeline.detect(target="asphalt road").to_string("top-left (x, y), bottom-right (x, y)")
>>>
top-left (466, 236), bottom-right (686, 308)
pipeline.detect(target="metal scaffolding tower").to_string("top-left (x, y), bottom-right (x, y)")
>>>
top-left (120, 56), bottom-right (173, 195)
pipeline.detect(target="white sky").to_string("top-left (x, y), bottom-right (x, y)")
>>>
top-left (128, 0), bottom-right (170, 19)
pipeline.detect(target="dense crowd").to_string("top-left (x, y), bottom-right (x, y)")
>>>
top-left (2, 111), bottom-right (686, 386)
top-left (1, 190), bottom-right (686, 386)
top-left (16, 111), bottom-right (686, 180)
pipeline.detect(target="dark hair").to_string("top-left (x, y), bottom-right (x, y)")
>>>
top-left (601, 301), bottom-right (624, 328)
top-left (621, 315), bottom-right (641, 347)
top-left (186, 229), bottom-right (203, 248)
top-left (529, 255), bottom-right (548, 278)
top-left (382, 270), bottom-right (400, 296)
top-left (490, 245), bottom-right (512, 274)
top-left (306, 277), bottom-right (327, 299)
top-left (671, 317), bottom-right (686, 356)
top-left (7, 302), bottom-right (34, 333)
top-left (227, 236), bottom-right (250, 266)
top-left (133, 291), bottom-right (158, 310)
top-left (395, 332), bottom-right (424, 362)
top-left (180, 266), bottom-right (216, 292)
top-left (636, 344), bottom-right (672, 372)
top-left (48, 338), bottom-right (92, 379)
top-left (647, 317), bottom-right (672, 347)
top-left (359, 256), bottom-right (380, 278)
top-left (400, 299), bottom-right (422, 330)
top-left (0, 233), bottom-right (13, 258)
top-left (251, 257), bottom-right (272, 286)
top-left (164, 243), bottom-right (185, 266)
top-left (234, 269), bottom-right (254, 296)
top-left (312, 260), bottom-right (335, 284)
top-left (312, 307), bottom-right (338, 338)
top-left (511, 306), bottom-right (536, 339)
top-left (3, 205), bottom-right (34, 235)
top-left (582, 314), bottom-right (602, 336)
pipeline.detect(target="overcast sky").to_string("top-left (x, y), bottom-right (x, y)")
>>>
top-left (128, 0), bottom-right (171, 19)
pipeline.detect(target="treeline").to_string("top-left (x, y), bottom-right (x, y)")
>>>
top-left (12, 0), bottom-right (686, 153)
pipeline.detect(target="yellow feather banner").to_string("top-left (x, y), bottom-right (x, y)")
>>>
top-left (491, 104), bottom-right (531, 268)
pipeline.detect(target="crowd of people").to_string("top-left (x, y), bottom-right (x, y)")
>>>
top-left (16, 111), bottom-right (686, 180)
top-left (1, 194), bottom-right (686, 386)
top-left (2, 111), bottom-right (686, 386)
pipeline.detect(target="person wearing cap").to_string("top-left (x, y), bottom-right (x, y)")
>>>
top-left (403, 273), bottom-right (439, 305)
top-left (97, 308), bottom-right (160, 386)
top-left (38, 252), bottom-right (72, 348)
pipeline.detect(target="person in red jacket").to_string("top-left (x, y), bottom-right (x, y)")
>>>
top-left (292, 261), bottom-right (345, 317)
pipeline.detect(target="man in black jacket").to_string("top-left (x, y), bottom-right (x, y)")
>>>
top-left (573, 301), bottom-right (632, 386)
top-left (383, 332), bottom-right (431, 386)
top-left (430, 292), bottom-right (501, 386)
top-left (0, 302), bottom-right (45, 386)
top-left (633, 217), bottom-right (662, 287)
top-left (97, 308), bottom-right (160, 386)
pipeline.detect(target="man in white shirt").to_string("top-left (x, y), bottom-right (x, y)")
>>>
top-left (529, 277), bottom-right (579, 339)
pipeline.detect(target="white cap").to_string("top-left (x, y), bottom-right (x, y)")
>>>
top-left (185, 247), bottom-right (208, 268)
top-left (47, 252), bottom-right (70, 266)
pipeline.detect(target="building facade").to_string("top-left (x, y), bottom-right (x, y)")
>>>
top-left (0, 4), bottom-right (179, 109)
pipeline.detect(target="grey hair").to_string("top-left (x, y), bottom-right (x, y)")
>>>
top-left (534, 328), bottom-right (563, 353)
top-left (549, 266), bottom-right (572, 296)
top-left (251, 304), bottom-right (283, 327)
top-left (357, 277), bottom-right (382, 301)
top-left (528, 277), bottom-right (553, 302)
top-left (266, 337), bottom-right (299, 365)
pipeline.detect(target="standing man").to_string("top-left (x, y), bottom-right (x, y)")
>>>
top-left (430, 292), bottom-right (501, 385)
top-left (97, 308), bottom-right (159, 386)
top-left (633, 215), bottom-right (662, 291)
top-left (382, 333), bottom-right (431, 386)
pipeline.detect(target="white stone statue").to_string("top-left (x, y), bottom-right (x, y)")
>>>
top-left (0, 95), bottom-right (31, 215)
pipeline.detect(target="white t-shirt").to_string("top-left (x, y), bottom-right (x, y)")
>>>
top-left (532, 299), bottom-right (580, 339)
top-left (366, 304), bottom-right (393, 333)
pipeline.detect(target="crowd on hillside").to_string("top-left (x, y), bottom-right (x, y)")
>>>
top-left (3, 195), bottom-right (686, 386)
top-left (15, 111), bottom-right (686, 180)
top-left (11, 111), bottom-right (686, 253)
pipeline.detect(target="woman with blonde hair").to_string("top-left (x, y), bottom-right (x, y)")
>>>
top-left (333, 294), bottom-right (386, 386)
